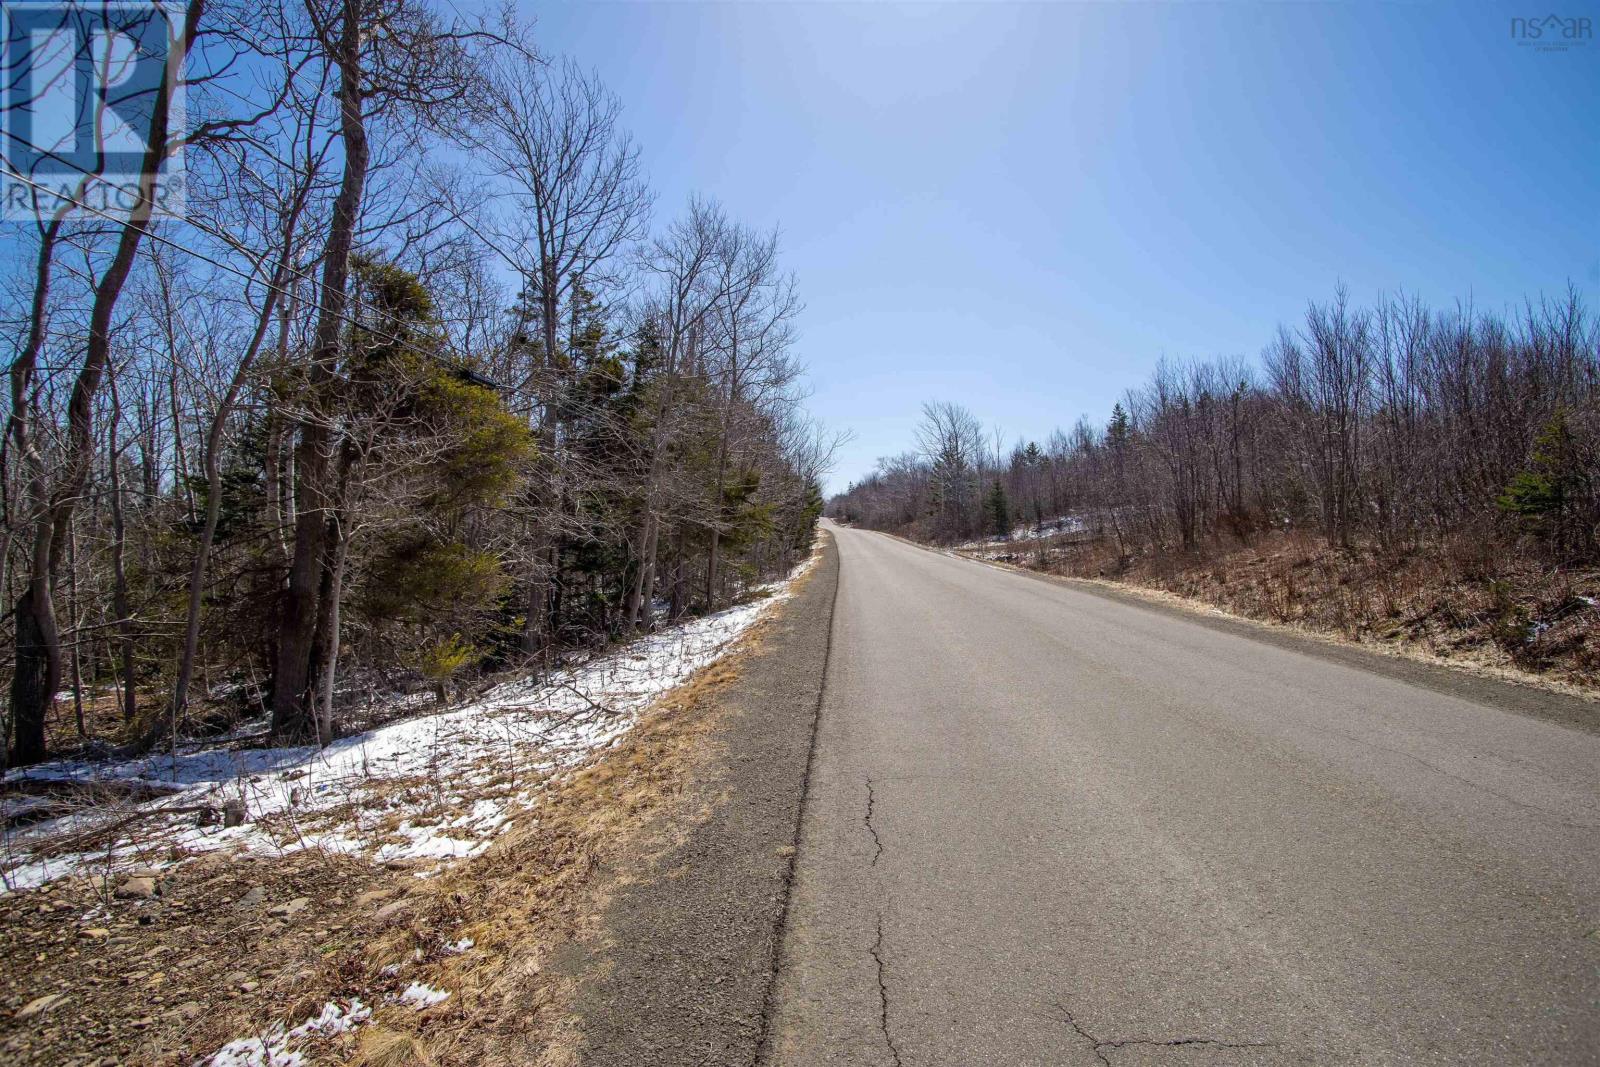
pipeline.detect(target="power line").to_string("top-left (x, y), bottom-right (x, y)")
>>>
top-left (1, 162), bottom-right (495, 387)
top-left (5, 114), bottom-right (485, 329)
top-left (5, 23), bottom-right (580, 351)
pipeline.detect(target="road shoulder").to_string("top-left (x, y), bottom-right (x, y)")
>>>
top-left (565, 531), bottom-right (840, 1066)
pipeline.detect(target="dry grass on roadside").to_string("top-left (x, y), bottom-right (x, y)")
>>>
top-left (351, 648), bottom-right (755, 1067)
top-left (0, 605), bottom-right (791, 1067)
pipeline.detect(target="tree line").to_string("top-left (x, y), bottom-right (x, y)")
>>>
top-left (1, 0), bottom-right (834, 766)
top-left (830, 288), bottom-right (1598, 566)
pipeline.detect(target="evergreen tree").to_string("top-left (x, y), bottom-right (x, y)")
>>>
top-left (1499, 407), bottom-right (1586, 554)
top-left (1106, 402), bottom-right (1131, 450)
top-left (987, 480), bottom-right (1011, 538)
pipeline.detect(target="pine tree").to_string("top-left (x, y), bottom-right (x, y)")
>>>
top-left (1499, 407), bottom-right (1585, 554)
top-left (1106, 402), bottom-right (1131, 450)
top-left (987, 480), bottom-right (1011, 539)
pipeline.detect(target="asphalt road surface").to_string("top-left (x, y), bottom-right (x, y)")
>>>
top-left (762, 522), bottom-right (1600, 1066)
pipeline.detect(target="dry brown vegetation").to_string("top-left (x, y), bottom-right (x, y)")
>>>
top-left (0, 597), bottom-right (793, 1066)
top-left (985, 528), bottom-right (1600, 695)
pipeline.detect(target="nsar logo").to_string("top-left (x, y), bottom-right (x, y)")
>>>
top-left (1510, 13), bottom-right (1593, 51)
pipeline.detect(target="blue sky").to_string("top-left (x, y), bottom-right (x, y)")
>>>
top-left (531, 1), bottom-right (1599, 494)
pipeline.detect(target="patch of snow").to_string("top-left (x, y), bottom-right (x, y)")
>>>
top-left (205, 999), bottom-right (370, 1067)
top-left (955, 514), bottom-right (1088, 551)
top-left (443, 937), bottom-right (474, 953)
top-left (207, 1037), bottom-right (303, 1067)
top-left (288, 999), bottom-right (371, 1039)
top-left (2, 552), bottom-right (817, 893)
top-left (396, 982), bottom-right (450, 1009)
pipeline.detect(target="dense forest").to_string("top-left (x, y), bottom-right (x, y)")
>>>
top-left (829, 289), bottom-right (1599, 677)
top-left (1, 0), bottom-right (831, 767)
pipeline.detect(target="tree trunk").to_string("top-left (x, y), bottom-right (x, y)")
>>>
top-left (107, 368), bottom-right (136, 725)
top-left (9, 587), bottom-right (58, 765)
top-left (522, 558), bottom-right (547, 655)
top-left (19, 0), bottom-right (204, 762)
top-left (274, 402), bottom-right (334, 733)
top-left (314, 517), bottom-right (351, 744)
top-left (67, 518), bottom-right (84, 739)
top-left (5, 196), bottom-right (70, 766)
top-left (524, 258), bottom-right (563, 654)
top-left (669, 526), bottom-right (686, 619)
top-left (637, 517), bottom-right (660, 629)
top-left (271, 0), bottom-right (369, 739)
top-left (624, 511), bottom-right (654, 629)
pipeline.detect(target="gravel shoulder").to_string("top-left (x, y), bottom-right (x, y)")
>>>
top-left (566, 531), bottom-right (840, 1066)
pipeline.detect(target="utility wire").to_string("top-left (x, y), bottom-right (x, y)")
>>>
top-left (6, 108), bottom-right (482, 324)
top-left (0, 162), bottom-right (494, 384)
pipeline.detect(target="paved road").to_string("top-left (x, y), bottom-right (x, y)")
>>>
top-left (763, 522), bottom-right (1600, 1066)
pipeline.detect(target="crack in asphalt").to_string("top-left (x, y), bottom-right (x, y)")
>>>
top-left (1050, 1003), bottom-right (1276, 1064)
top-left (864, 777), bottom-right (885, 866)
top-left (1104, 1037), bottom-right (1279, 1052)
top-left (871, 914), bottom-right (904, 1067)
top-left (864, 774), bottom-right (896, 1062)
top-left (1052, 1004), bottom-right (1114, 1067)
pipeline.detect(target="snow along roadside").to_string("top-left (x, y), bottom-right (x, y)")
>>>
top-left (2, 555), bottom-right (817, 894)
